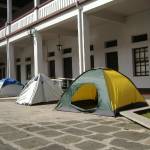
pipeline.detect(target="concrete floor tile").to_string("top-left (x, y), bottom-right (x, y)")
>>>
top-left (38, 130), bottom-right (64, 137)
top-left (0, 131), bottom-right (31, 141)
top-left (62, 128), bottom-right (92, 136)
top-left (75, 140), bottom-right (106, 150)
top-left (38, 144), bottom-right (70, 150)
top-left (55, 135), bottom-right (82, 144)
top-left (15, 137), bottom-right (50, 149)
top-left (87, 125), bottom-right (120, 133)
top-left (113, 131), bottom-right (150, 141)
top-left (110, 138), bottom-right (150, 150)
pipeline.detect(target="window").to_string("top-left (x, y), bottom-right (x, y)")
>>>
top-left (26, 64), bottom-right (32, 80)
top-left (25, 57), bottom-right (31, 62)
top-left (16, 65), bottom-right (21, 81)
top-left (90, 55), bottom-right (94, 69)
top-left (133, 47), bottom-right (149, 76)
top-left (132, 34), bottom-right (147, 43)
top-left (63, 48), bottom-right (72, 54)
top-left (90, 45), bottom-right (94, 51)
top-left (48, 60), bottom-right (55, 78)
top-left (16, 58), bottom-right (21, 62)
top-left (48, 52), bottom-right (55, 57)
top-left (105, 40), bottom-right (117, 48)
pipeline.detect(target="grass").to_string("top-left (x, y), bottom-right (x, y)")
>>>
top-left (142, 112), bottom-right (150, 119)
top-left (136, 109), bottom-right (150, 119)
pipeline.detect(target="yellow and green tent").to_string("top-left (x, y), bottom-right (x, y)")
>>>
top-left (56, 68), bottom-right (147, 116)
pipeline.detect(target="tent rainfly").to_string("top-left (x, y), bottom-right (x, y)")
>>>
top-left (56, 68), bottom-right (148, 116)
top-left (0, 78), bottom-right (23, 97)
top-left (16, 74), bottom-right (63, 105)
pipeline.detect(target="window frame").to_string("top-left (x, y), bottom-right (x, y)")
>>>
top-left (133, 46), bottom-right (149, 77)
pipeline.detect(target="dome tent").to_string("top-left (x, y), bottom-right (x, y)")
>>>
top-left (16, 74), bottom-right (63, 105)
top-left (0, 78), bottom-right (23, 97)
top-left (56, 68), bottom-right (147, 116)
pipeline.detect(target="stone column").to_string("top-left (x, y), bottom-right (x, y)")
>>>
top-left (7, 0), bottom-right (12, 23)
top-left (77, 8), bottom-right (91, 74)
top-left (33, 30), bottom-right (44, 76)
top-left (6, 41), bottom-right (15, 78)
top-left (34, 0), bottom-right (40, 7)
top-left (34, 0), bottom-right (40, 20)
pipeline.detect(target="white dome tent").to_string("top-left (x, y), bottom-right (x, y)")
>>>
top-left (16, 74), bottom-right (63, 105)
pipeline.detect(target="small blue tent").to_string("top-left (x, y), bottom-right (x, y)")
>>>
top-left (0, 78), bottom-right (23, 97)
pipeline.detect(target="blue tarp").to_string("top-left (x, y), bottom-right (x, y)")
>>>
top-left (0, 78), bottom-right (22, 87)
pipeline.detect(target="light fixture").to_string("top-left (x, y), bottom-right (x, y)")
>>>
top-left (57, 34), bottom-right (63, 52)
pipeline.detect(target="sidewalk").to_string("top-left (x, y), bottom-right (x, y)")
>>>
top-left (0, 100), bottom-right (150, 150)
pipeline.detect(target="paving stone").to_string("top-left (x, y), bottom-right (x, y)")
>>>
top-left (0, 126), bottom-right (18, 134)
top-left (87, 125), bottom-right (119, 133)
top-left (114, 122), bottom-right (144, 130)
top-left (0, 131), bottom-right (31, 141)
top-left (99, 121), bottom-right (118, 125)
top-left (46, 124), bottom-right (68, 130)
top-left (55, 135), bottom-right (82, 144)
top-left (24, 126), bottom-right (46, 132)
top-left (15, 137), bottom-right (50, 149)
top-left (73, 122), bottom-right (96, 128)
top-left (0, 139), bottom-right (17, 150)
top-left (86, 118), bottom-right (103, 123)
top-left (75, 140), bottom-right (106, 150)
top-left (0, 124), bottom-right (5, 127)
top-left (113, 131), bottom-right (150, 141)
top-left (15, 124), bottom-right (33, 128)
top-left (38, 130), bottom-right (64, 137)
top-left (0, 142), bottom-right (17, 150)
top-left (62, 128), bottom-right (92, 136)
top-left (86, 133), bottom-right (112, 141)
top-left (38, 122), bottom-right (56, 126)
top-left (105, 147), bottom-right (122, 150)
top-left (143, 138), bottom-right (150, 145)
top-left (38, 144), bottom-right (70, 150)
top-left (61, 120), bottom-right (81, 125)
top-left (110, 138), bottom-right (150, 150)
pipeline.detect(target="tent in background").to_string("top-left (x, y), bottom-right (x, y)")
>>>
top-left (16, 74), bottom-right (63, 105)
top-left (0, 78), bottom-right (23, 97)
top-left (56, 68), bottom-right (148, 116)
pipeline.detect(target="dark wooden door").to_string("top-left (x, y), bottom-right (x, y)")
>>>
top-left (106, 52), bottom-right (118, 71)
top-left (63, 57), bottom-right (72, 78)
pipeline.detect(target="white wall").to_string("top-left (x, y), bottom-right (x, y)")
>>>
top-left (45, 35), bottom-right (79, 78)
top-left (92, 10), bottom-right (150, 88)
top-left (14, 10), bottom-right (150, 89)
top-left (15, 45), bottom-right (34, 84)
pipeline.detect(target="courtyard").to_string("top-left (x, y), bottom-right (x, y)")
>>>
top-left (0, 99), bottom-right (150, 150)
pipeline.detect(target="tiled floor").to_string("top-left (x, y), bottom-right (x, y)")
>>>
top-left (0, 100), bottom-right (150, 150)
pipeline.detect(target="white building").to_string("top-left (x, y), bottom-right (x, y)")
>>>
top-left (0, 0), bottom-right (150, 93)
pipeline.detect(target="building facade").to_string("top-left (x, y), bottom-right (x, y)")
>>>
top-left (0, 0), bottom-right (150, 92)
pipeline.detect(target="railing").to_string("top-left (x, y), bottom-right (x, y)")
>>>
top-left (0, 0), bottom-right (80, 40)
top-left (51, 78), bottom-right (74, 90)
top-left (11, 11), bottom-right (35, 33)
top-left (38, 0), bottom-right (77, 19)
top-left (0, 27), bottom-right (6, 39)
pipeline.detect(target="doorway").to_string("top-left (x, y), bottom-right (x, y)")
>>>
top-left (0, 63), bottom-right (5, 79)
top-left (63, 57), bottom-right (72, 89)
top-left (106, 52), bottom-right (118, 71)
top-left (63, 57), bottom-right (72, 78)
top-left (16, 65), bottom-right (21, 81)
